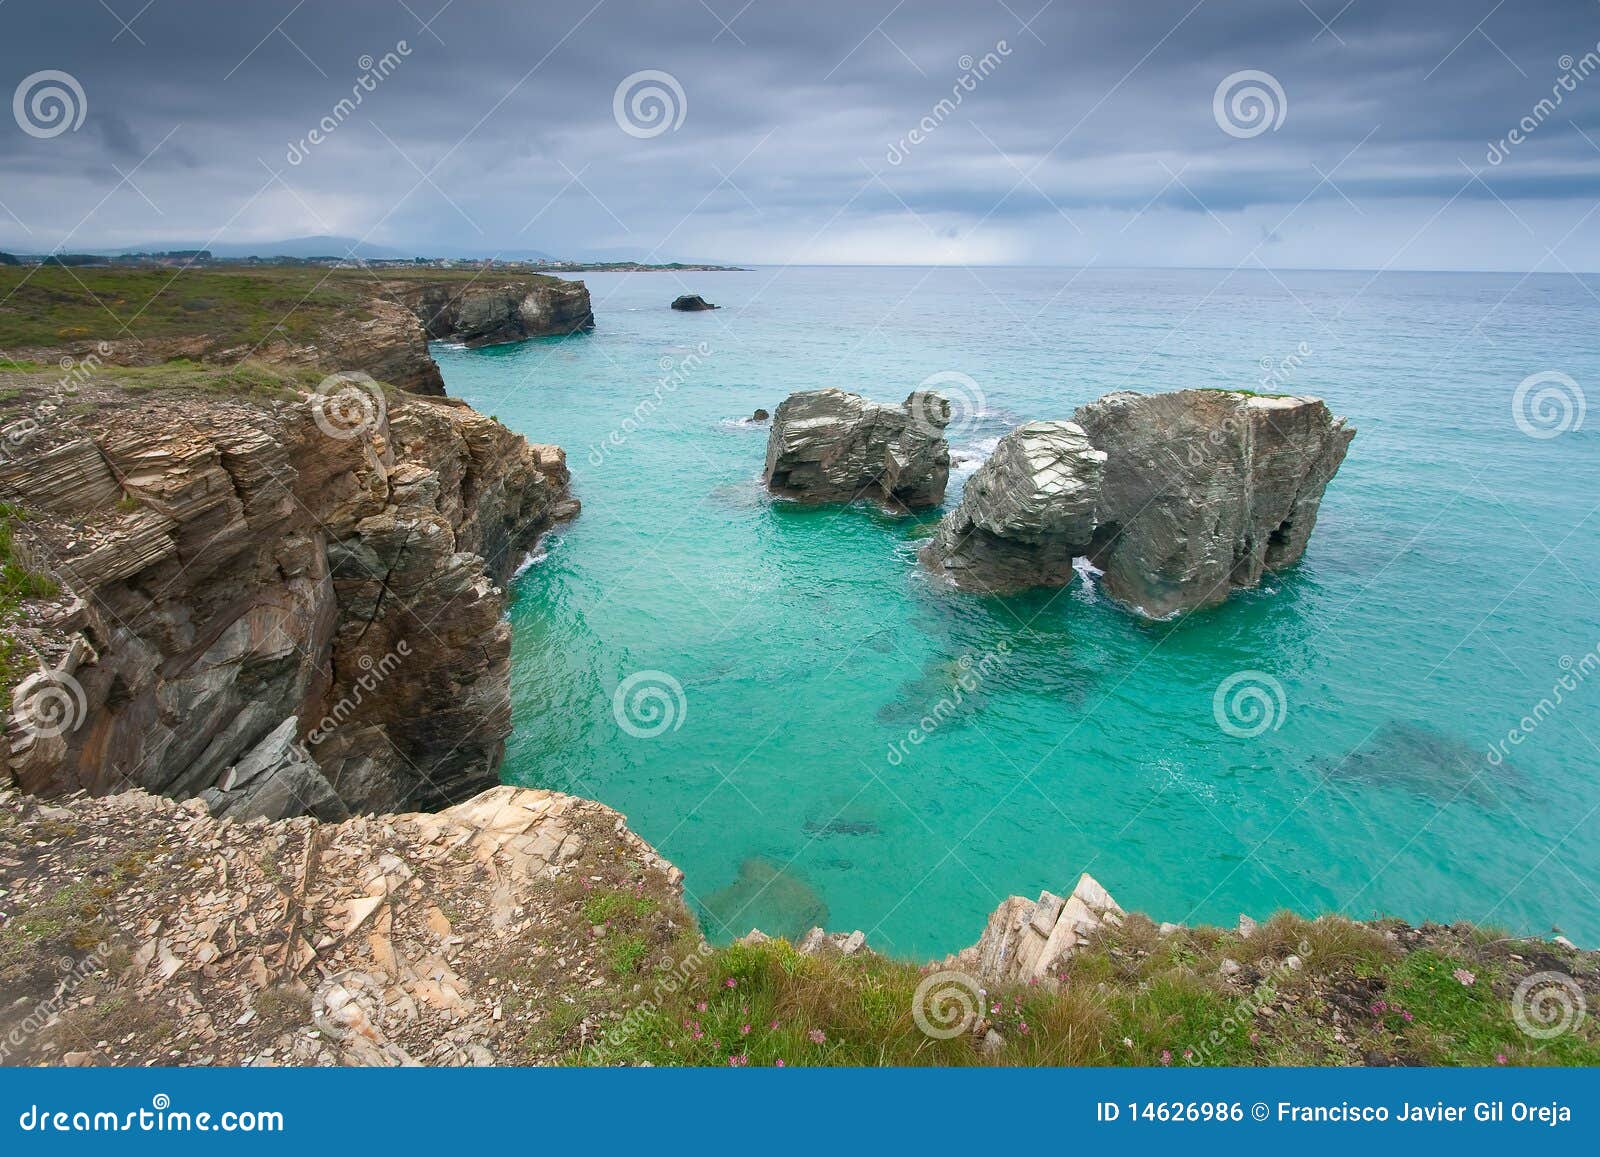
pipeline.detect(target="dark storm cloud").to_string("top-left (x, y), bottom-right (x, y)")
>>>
top-left (3, 0), bottom-right (1600, 267)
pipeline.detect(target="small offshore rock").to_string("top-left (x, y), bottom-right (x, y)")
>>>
top-left (671, 294), bottom-right (718, 311)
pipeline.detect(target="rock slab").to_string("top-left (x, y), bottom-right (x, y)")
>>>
top-left (921, 421), bottom-right (1106, 592)
top-left (762, 388), bottom-right (951, 509)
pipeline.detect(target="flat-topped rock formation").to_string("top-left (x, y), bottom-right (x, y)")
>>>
top-left (399, 277), bottom-right (594, 348)
top-left (922, 389), bottom-right (1353, 614)
top-left (762, 388), bottom-right (952, 509)
top-left (1075, 389), bottom-right (1354, 617)
top-left (921, 421), bottom-right (1106, 592)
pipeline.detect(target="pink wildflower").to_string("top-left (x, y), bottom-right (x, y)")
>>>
top-left (775, 1059), bottom-right (786, 1067)
top-left (1159, 1050), bottom-right (1172, 1066)
top-left (1453, 968), bottom-right (1476, 986)
top-left (807, 1028), bottom-right (827, 1045)
top-left (725, 978), bottom-right (737, 988)
top-left (728, 1054), bottom-right (748, 1067)
top-left (740, 1023), bottom-right (751, 1035)
top-left (1496, 1054), bottom-right (1508, 1065)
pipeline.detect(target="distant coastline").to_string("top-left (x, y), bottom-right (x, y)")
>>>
top-left (0, 249), bottom-right (749, 274)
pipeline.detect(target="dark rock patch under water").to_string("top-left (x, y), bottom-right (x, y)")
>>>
top-left (1316, 720), bottom-right (1521, 806)
top-left (700, 856), bottom-right (829, 941)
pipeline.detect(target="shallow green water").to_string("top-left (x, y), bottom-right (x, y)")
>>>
top-left (435, 267), bottom-right (1600, 958)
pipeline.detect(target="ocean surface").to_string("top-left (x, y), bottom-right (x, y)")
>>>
top-left (434, 266), bottom-right (1600, 959)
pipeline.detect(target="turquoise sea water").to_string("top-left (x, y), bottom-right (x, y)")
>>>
top-left (434, 267), bottom-right (1600, 959)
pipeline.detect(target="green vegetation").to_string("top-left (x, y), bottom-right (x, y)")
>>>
top-left (582, 890), bottom-right (657, 926)
top-left (0, 503), bottom-right (60, 698)
top-left (582, 913), bottom-right (1600, 1067)
top-left (0, 263), bottom-right (564, 352)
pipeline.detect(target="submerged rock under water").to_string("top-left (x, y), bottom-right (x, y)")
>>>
top-left (699, 856), bottom-right (829, 941)
top-left (1317, 720), bottom-right (1519, 806)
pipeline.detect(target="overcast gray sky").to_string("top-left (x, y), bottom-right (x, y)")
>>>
top-left (4, 0), bottom-right (1600, 268)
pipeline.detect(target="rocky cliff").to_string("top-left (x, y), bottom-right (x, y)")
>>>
top-left (0, 784), bottom-right (685, 1066)
top-left (762, 388), bottom-right (952, 509)
top-left (398, 277), bottom-right (595, 348)
top-left (1, 373), bottom-right (575, 819)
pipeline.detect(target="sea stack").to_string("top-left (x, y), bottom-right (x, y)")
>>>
top-left (922, 389), bottom-right (1354, 614)
top-left (762, 388), bottom-right (951, 509)
top-left (671, 294), bottom-right (718, 311)
top-left (921, 421), bottom-right (1105, 592)
top-left (1074, 389), bottom-right (1354, 617)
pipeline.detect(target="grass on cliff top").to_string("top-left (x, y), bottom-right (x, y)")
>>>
top-left (579, 911), bottom-right (1600, 1068)
top-left (0, 263), bottom-right (566, 352)
top-left (0, 503), bottom-right (61, 699)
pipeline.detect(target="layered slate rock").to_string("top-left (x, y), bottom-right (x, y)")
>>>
top-left (921, 421), bottom-right (1106, 592)
top-left (399, 277), bottom-right (594, 348)
top-left (1074, 389), bottom-right (1354, 618)
top-left (762, 388), bottom-right (951, 509)
top-left (2, 383), bottom-right (576, 816)
top-left (943, 873), bottom-right (1124, 986)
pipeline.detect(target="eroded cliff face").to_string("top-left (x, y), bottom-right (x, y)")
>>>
top-left (1, 379), bottom-right (576, 817)
top-left (399, 278), bottom-right (595, 348)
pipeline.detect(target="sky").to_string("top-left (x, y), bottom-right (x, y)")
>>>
top-left (3, 0), bottom-right (1600, 269)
